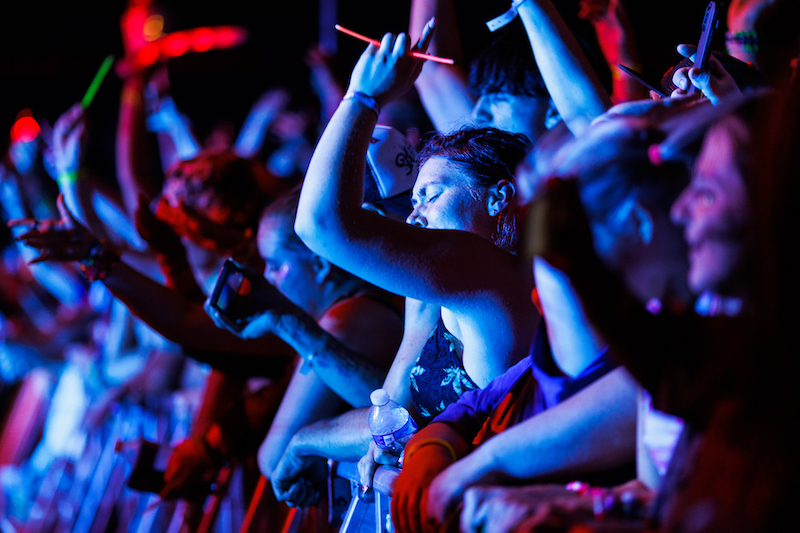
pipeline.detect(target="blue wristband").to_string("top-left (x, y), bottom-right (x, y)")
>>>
top-left (343, 91), bottom-right (381, 118)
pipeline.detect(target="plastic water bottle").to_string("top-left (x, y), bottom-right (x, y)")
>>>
top-left (368, 389), bottom-right (417, 452)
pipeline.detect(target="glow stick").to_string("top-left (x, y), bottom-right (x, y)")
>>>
top-left (81, 55), bottom-right (115, 109)
top-left (335, 24), bottom-right (454, 65)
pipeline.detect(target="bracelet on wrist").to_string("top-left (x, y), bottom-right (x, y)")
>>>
top-left (343, 91), bottom-right (381, 118)
top-left (485, 0), bottom-right (532, 32)
top-left (403, 437), bottom-right (457, 463)
top-left (80, 239), bottom-right (119, 282)
top-left (57, 170), bottom-right (79, 187)
top-left (725, 30), bottom-right (759, 53)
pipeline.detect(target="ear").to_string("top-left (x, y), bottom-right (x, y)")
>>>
top-left (630, 202), bottom-right (654, 245)
top-left (312, 254), bottom-right (333, 284)
top-left (487, 179), bottom-right (516, 217)
top-left (544, 100), bottom-right (561, 130)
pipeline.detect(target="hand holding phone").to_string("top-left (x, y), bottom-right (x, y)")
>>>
top-left (205, 258), bottom-right (289, 336)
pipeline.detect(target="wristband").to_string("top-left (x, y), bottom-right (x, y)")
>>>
top-left (485, 0), bottom-right (532, 32)
top-left (57, 170), bottom-right (79, 187)
top-left (343, 91), bottom-right (381, 118)
top-left (80, 239), bottom-right (119, 282)
top-left (725, 30), bottom-right (759, 53)
top-left (403, 437), bottom-right (457, 463)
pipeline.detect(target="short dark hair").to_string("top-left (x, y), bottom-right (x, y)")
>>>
top-left (469, 29), bottom-right (549, 98)
top-left (418, 127), bottom-right (530, 251)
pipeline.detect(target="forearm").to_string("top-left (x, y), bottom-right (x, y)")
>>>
top-left (461, 368), bottom-right (637, 482)
top-left (295, 100), bottom-right (376, 253)
top-left (518, 0), bottom-right (612, 135)
top-left (406, 422), bottom-right (471, 461)
top-left (102, 261), bottom-right (289, 356)
top-left (410, 0), bottom-right (473, 131)
top-left (275, 308), bottom-right (386, 407)
top-left (116, 78), bottom-right (159, 217)
top-left (289, 408), bottom-right (374, 463)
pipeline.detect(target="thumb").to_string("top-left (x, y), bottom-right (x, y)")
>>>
top-left (688, 68), bottom-right (715, 98)
top-left (56, 194), bottom-right (78, 228)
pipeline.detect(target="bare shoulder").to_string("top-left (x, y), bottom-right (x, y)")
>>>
top-left (318, 292), bottom-right (405, 365)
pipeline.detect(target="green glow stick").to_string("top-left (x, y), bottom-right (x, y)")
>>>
top-left (81, 55), bottom-right (114, 109)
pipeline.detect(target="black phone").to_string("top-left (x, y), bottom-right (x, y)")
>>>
top-left (688, 1), bottom-right (724, 94)
top-left (208, 259), bottom-right (252, 316)
top-left (618, 64), bottom-right (668, 98)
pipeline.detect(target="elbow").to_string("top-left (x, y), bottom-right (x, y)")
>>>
top-left (293, 212), bottom-right (324, 256)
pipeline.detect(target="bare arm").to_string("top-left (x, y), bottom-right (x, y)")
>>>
top-left (518, 0), bottom-right (612, 135)
top-left (102, 260), bottom-right (293, 359)
top-left (269, 296), bottom-right (401, 407)
top-left (409, 0), bottom-right (475, 131)
top-left (425, 367), bottom-right (638, 522)
top-left (295, 29), bottom-right (527, 311)
top-left (116, 76), bottom-right (160, 218)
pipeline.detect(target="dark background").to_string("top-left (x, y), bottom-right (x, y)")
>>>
top-left (0, 0), bottom-right (730, 181)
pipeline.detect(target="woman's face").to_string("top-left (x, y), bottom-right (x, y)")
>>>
top-left (670, 118), bottom-right (749, 295)
top-left (406, 157), bottom-right (495, 239)
top-left (257, 215), bottom-right (320, 313)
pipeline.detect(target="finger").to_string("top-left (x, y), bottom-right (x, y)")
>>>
top-left (28, 252), bottom-right (52, 264)
top-left (56, 194), bottom-right (78, 228)
top-left (358, 449), bottom-right (380, 489)
top-left (378, 32), bottom-right (395, 57)
top-left (687, 67), bottom-right (714, 94)
top-left (393, 33), bottom-right (410, 59)
top-left (676, 43), bottom-right (697, 61)
top-left (460, 488), bottom-right (484, 533)
top-left (7, 218), bottom-right (39, 228)
top-left (374, 448), bottom-right (401, 467)
top-left (413, 17), bottom-right (436, 53)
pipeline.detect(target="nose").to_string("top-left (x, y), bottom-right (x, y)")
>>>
top-left (472, 95), bottom-right (492, 125)
top-left (406, 207), bottom-right (427, 227)
top-left (264, 264), bottom-right (279, 285)
top-left (670, 189), bottom-right (690, 227)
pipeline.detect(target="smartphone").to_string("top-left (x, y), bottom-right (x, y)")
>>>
top-left (208, 259), bottom-right (252, 316)
top-left (618, 64), bottom-right (668, 98)
top-left (688, 1), bottom-right (724, 95)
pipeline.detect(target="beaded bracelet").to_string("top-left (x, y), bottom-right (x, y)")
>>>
top-left (80, 239), bottom-right (119, 282)
top-left (725, 30), bottom-right (759, 53)
top-left (343, 91), bottom-right (381, 119)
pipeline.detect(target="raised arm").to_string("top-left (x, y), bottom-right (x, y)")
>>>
top-left (517, 0), bottom-right (612, 134)
top-left (295, 26), bottom-right (523, 308)
top-left (409, 0), bottom-right (475, 131)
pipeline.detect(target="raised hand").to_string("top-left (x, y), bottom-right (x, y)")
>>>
top-left (51, 103), bottom-right (86, 176)
top-left (204, 260), bottom-right (291, 337)
top-left (346, 18), bottom-right (436, 109)
top-left (10, 194), bottom-right (96, 264)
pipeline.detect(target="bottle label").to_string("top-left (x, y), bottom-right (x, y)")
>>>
top-left (372, 417), bottom-right (418, 449)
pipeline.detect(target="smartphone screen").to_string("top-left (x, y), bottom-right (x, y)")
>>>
top-left (209, 259), bottom-right (252, 316)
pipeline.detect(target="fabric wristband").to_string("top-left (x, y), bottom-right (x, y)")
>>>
top-left (343, 91), bottom-right (381, 118)
top-left (58, 170), bottom-right (79, 187)
top-left (486, 0), bottom-right (532, 32)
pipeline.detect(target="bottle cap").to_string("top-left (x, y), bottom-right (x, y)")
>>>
top-left (370, 388), bottom-right (389, 406)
